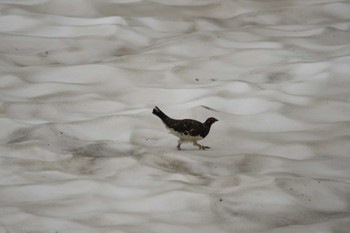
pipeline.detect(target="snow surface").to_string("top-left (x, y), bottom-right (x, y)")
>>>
top-left (1, 0), bottom-right (350, 232)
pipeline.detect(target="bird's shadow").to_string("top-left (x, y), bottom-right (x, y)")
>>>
top-left (176, 147), bottom-right (211, 152)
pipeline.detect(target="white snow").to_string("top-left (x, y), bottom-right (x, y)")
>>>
top-left (1, 0), bottom-right (350, 233)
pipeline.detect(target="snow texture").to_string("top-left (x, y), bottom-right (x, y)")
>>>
top-left (1, 0), bottom-right (350, 233)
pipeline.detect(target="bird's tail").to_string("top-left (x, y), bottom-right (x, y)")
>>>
top-left (152, 106), bottom-right (169, 121)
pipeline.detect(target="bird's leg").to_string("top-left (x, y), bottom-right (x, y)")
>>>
top-left (193, 141), bottom-right (210, 150)
top-left (177, 140), bottom-right (183, 150)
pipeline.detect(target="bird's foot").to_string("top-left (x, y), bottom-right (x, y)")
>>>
top-left (199, 145), bottom-right (210, 150)
top-left (193, 141), bottom-right (210, 150)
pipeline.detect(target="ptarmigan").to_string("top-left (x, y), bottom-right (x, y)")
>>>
top-left (152, 106), bottom-right (218, 150)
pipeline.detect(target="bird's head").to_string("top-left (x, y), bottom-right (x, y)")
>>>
top-left (204, 117), bottom-right (218, 126)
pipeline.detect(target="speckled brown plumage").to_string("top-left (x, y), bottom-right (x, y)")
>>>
top-left (152, 106), bottom-right (218, 150)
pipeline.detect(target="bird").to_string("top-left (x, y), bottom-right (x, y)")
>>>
top-left (152, 106), bottom-right (218, 150)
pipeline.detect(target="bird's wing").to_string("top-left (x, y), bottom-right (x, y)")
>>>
top-left (165, 119), bottom-right (204, 137)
